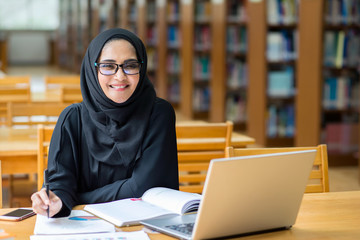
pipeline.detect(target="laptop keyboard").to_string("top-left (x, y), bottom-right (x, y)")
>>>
top-left (166, 223), bottom-right (194, 235)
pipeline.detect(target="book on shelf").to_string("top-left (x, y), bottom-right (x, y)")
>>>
top-left (84, 187), bottom-right (202, 227)
top-left (335, 30), bottom-right (345, 68)
top-left (267, 66), bottom-right (294, 98)
top-left (267, 104), bottom-right (295, 138)
top-left (323, 76), bottom-right (352, 110)
top-left (324, 122), bottom-right (358, 154)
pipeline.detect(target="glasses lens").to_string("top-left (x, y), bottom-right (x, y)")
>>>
top-left (99, 63), bottom-right (117, 75)
top-left (123, 62), bottom-right (141, 75)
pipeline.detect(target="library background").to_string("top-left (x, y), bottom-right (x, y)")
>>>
top-left (0, 1), bottom-right (359, 169)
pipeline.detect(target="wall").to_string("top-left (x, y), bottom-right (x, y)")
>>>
top-left (7, 30), bottom-right (55, 65)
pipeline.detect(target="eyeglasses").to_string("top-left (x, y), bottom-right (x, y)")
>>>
top-left (95, 60), bottom-right (142, 76)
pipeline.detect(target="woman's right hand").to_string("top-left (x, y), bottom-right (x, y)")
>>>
top-left (31, 188), bottom-right (63, 217)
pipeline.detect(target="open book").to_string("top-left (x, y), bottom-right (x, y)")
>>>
top-left (84, 187), bottom-right (202, 227)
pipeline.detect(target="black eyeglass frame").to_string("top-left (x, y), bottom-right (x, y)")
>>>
top-left (94, 60), bottom-right (143, 76)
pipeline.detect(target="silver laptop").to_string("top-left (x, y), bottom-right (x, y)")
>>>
top-left (141, 150), bottom-right (316, 240)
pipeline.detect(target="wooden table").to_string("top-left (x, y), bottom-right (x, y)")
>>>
top-left (0, 191), bottom-right (359, 240)
top-left (0, 127), bottom-right (254, 175)
top-left (0, 127), bottom-right (37, 175)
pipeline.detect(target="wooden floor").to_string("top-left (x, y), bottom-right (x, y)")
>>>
top-left (1, 65), bottom-right (360, 208)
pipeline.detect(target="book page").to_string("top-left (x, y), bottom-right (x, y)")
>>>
top-left (30, 231), bottom-right (150, 240)
top-left (33, 210), bottom-right (115, 235)
top-left (84, 198), bottom-right (175, 227)
top-left (141, 187), bottom-right (202, 214)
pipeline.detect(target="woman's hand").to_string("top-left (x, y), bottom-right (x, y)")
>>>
top-left (31, 188), bottom-right (63, 217)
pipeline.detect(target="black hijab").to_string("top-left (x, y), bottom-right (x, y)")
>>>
top-left (80, 28), bottom-right (156, 167)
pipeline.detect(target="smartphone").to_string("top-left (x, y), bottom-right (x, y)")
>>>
top-left (0, 208), bottom-right (36, 221)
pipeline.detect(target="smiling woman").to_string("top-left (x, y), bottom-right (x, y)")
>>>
top-left (30, 28), bottom-right (179, 218)
top-left (95, 39), bottom-right (141, 104)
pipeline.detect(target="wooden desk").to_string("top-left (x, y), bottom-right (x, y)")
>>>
top-left (0, 127), bottom-right (254, 175)
top-left (0, 191), bottom-right (359, 240)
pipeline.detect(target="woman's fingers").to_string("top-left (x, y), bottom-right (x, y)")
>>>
top-left (31, 189), bottom-right (62, 217)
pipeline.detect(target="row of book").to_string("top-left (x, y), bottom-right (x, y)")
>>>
top-left (146, 0), bottom-right (156, 23)
top-left (193, 87), bottom-right (210, 112)
top-left (194, 26), bottom-right (211, 51)
top-left (147, 48), bottom-right (157, 72)
top-left (227, 0), bottom-right (247, 23)
top-left (146, 25), bottom-right (157, 46)
top-left (227, 60), bottom-right (247, 89)
top-left (167, 1), bottom-right (180, 22)
top-left (267, 30), bottom-right (298, 62)
top-left (167, 25), bottom-right (181, 48)
top-left (267, 66), bottom-right (295, 98)
top-left (194, 1), bottom-right (211, 22)
top-left (167, 51), bottom-right (181, 74)
top-left (267, 0), bottom-right (298, 25)
top-left (167, 76), bottom-right (180, 104)
top-left (323, 30), bottom-right (360, 68)
top-left (226, 93), bottom-right (247, 123)
top-left (324, 0), bottom-right (360, 25)
top-left (193, 55), bottom-right (211, 81)
top-left (323, 76), bottom-right (359, 110)
top-left (267, 104), bottom-right (295, 138)
top-left (323, 122), bottom-right (358, 154)
top-left (226, 26), bottom-right (247, 53)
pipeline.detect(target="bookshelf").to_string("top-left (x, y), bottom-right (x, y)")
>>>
top-left (223, 0), bottom-right (248, 130)
top-left (247, 0), bottom-right (298, 147)
top-left (247, 0), bottom-right (324, 148)
top-left (157, 0), bottom-right (181, 106)
top-left (144, 0), bottom-right (157, 87)
top-left (319, 0), bottom-right (360, 165)
top-left (180, 0), bottom-right (213, 120)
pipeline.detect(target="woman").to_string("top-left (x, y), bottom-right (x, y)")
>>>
top-left (31, 28), bottom-right (179, 217)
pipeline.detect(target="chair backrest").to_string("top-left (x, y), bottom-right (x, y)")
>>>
top-left (60, 84), bottom-right (82, 103)
top-left (225, 144), bottom-right (330, 193)
top-left (0, 86), bottom-right (31, 103)
top-left (0, 75), bottom-right (30, 86)
top-left (44, 75), bottom-right (80, 90)
top-left (6, 102), bottom-right (69, 127)
top-left (37, 125), bottom-right (55, 190)
top-left (0, 85), bottom-right (31, 126)
top-left (44, 75), bottom-right (82, 103)
top-left (0, 160), bottom-right (2, 208)
top-left (176, 121), bottom-right (233, 193)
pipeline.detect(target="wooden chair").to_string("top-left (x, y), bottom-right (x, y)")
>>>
top-left (0, 160), bottom-right (2, 208)
top-left (44, 75), bottom-right (82, 103)
top-left (37, 125), bottom-right (54, 190)
top-left (225, 144), bottom-right (330, 193)
top-left (44, 75), bottom-right (80, 90)
top-left (6, 102), bottom-right (69, 127)
top-left (60, 84), bottom-right (82, 103)
top-left (0, 75), bottom-right (30, 86)
top-left (0, 86), bottom-right (31, 126)
top-left (176, 121), bottom-right (233, 194)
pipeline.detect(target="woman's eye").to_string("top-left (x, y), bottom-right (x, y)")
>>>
top-left (102, 64), bottom-right (116, 69)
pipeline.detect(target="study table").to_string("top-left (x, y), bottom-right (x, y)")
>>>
top-left (0, 191), bottom-right (359, 239)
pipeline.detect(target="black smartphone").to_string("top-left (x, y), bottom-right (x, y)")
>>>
top-left (0, 208), bottom-right (36, 221)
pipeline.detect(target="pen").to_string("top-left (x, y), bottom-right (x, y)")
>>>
top-left (44, 169), bottom-right (49, 218)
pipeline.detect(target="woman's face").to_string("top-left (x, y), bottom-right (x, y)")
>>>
top-left (97, 39), bottom-right (140, 103)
